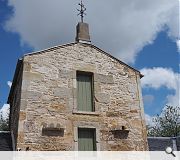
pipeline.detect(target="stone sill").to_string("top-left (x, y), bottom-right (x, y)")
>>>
top-left (72, 110), bottom-right (100, 116)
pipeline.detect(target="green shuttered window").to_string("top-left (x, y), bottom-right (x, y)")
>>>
top-left (78, 128), bottom-right (96, 151)
top-left (77, 71), bottom-right (94, 112)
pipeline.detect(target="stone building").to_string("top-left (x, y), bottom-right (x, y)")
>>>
top-left (8, 21), bottom-right (148, 151)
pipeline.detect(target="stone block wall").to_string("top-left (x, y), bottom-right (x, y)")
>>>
top-left (13, 43), bottom-right (148, 151)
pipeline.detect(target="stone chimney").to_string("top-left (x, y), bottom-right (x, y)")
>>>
top-left (75, 22), bottom-right (91, 43)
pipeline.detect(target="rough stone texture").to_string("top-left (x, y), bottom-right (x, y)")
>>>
top-left (95, 93), bottom-right (110, 104)
top-left (9, 43), bottom-right (148, 151)
top-left (76, 22), bottom-right (91, 42)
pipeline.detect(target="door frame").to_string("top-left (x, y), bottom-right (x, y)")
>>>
top-left (73, 122), bottom-right (100, 151)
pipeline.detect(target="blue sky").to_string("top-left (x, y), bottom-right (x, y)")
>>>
top-left (137, 32), bottom-right (179, 115)
top-left (0, 0), bottom-right (179, 122)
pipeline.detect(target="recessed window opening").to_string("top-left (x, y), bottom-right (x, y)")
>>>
top-left (77, 71), bottom-right (94, 112)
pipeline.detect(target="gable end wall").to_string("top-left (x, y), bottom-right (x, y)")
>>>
top-left (15, 43), bottom-right (147, 151)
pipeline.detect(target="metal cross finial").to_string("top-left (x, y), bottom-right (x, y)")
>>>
top-left (77, 0), bottom-right (86, 23)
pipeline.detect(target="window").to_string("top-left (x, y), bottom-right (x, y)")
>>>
top-left (77, 71), bottom-right (94, 112)
top-left (78, 128), bottom-right (96, 151)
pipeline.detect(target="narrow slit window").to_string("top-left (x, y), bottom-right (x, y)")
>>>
top-left (77, 71), bottom-right (94, 112)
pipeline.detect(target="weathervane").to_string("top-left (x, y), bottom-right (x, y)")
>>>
top-left (77, 0), bottom-right (86, 23)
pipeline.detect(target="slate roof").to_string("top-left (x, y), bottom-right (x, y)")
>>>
top-left (148, 137), bottom-right (180, 151)
top-left (177, 136), bottom-right (180, 151)
top-left (0, 132), bottom-right (13, 151)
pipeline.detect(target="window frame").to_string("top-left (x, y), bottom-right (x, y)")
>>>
top-left (73, 123), bottom-right (100, 151)
top-left (76, 71), bottom-right (95, 112)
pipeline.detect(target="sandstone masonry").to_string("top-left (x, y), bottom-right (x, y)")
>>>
top-left (8, 42), bottom-right (148, 151)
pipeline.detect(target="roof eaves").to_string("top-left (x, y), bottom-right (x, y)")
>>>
top-left (7, 58), bottom-right (23, 104)
top-left (88, 43), bottom-right (143, 77)
top-left (23, 42), bottom-right (77, 57)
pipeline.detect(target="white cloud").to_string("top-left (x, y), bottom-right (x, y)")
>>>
top-left (0, 104), bottom-right (10, 120)
top-left (140, 67), bottom-right (178, 90)
top-left (140, 67), bottom-right (179, 106)
top-left (7, 81), bottom-right (12, 88)
top-left (145, 114), bottom-right (155, 126)
top-left (4, 0), bottom-right (178, 64)
top-left (177, 40), bottom-right (180, 53)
